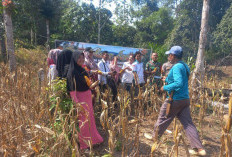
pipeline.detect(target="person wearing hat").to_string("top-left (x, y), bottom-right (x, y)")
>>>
top-left (152, 46), bottom-right (206, 156)
top-left (83, 47), bottom-right (100, 105)
top-left (83, 47), bottom-right (99, 79)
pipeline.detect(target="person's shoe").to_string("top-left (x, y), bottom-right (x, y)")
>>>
top-left (189, 149), bottom-right (198, 155)
top-left (144, 133), bottom-right (153, 140)
top-left (189, 148), bottom-right (206, 156)
top-left (198, 149), bottom-right (207, 156)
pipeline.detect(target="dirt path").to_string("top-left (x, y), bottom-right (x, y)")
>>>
top-left (93, 113), bottom-right (227, 157)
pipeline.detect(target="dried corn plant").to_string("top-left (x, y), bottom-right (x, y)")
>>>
top-left (0, 48), bottom-right (93, 157)
top-left (220, 94), bottom-right (232, 157)
top-left (1, 47), bottom-right (232, 156)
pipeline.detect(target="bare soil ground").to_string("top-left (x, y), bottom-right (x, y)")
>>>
top-left (91, 66), bottom-right (232, 156)
top-left (1, 64), bottom-right (231, 157)
top-left (92, 110), bottom-right (229, 157)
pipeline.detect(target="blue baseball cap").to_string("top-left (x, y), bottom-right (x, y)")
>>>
top-left (165, 46), bottom-right (183, 56)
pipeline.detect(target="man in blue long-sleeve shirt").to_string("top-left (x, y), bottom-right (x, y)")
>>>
top-left (153, 46), bottom-right (206, 156)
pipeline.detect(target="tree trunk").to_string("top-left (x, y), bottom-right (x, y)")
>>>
top-left (0, 36), bottom-right (7, 64)
top-left (31, 28), bottom-right (34, 45)
top-left (46, 19), bottom-right (50, 44)
top-left (3, 5), bottom-right (16, 72)
top-left (35, 32), bottom-right (37, 46)
top-left (191, 0), bottom-right (210, 91)
top-left (0, 13), bottom-right (7, 63)
top-left (98, 0), bottom-right (101, 44)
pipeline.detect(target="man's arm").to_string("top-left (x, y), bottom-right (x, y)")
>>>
top-left (120, 63), bottom-right (131, 74)
top-left (132, 64), bottom-right (138, 85)
top-left (145, 62), bottom-right (151, 75)
top-left (133, 71), bottom-right (139, 85)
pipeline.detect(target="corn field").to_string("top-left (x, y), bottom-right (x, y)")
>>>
top-left (0, 48), bottom-right (231, 157)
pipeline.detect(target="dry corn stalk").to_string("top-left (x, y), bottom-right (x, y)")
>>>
top-left (220, 94), bottom-right (232, 157)
top-left (150, 126), bottom-right (160, 156)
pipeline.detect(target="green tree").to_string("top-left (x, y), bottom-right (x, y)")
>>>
top-left (134, 8), bottom-right (174, 47)
top-left (131, 0), bottom-right (159, 18)
top-left (164, 0), bottom-right (232, 59)
top-left (13, 0), bottom-right (41, 46)
top-left (211, 3), bottom-right (232, 59)
top-left (60, 2), bottom-right (113, 44)
top-left (164, 0), bottom-right (202, 58)
top-left (114, 0), bottom-right (132, 25)
top-left (39, 0), bottom-right (62, 45)
top-left (112, 24), bottom-right (136, 47)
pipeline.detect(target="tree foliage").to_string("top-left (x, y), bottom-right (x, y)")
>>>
top-left (112, 24), bottom-right (136, 47)
top-left (164, 0), bottom-right (202, 58)
top-left (134, 7), bottom-right (174, 47)
top-left (59, 2), bottom-right (113, 44)
top-left (0, 0), bottom-right (231, 63)
top-left (211, 3), bottom-right (232, 59)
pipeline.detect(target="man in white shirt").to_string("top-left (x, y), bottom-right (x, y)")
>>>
top-left (121, 54), bottom-right (134, 92)
top-left (98, 51), bottom-right (117, 102)
top-left (98, 51), bottom-right (111, 87)
top-left (132, 51), bottom-right (145, 96)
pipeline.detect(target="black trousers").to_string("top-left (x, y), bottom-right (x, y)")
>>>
top-left (100, 82), bottom-right (117, 102)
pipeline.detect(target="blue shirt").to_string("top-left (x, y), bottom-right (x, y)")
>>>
top-left (163, 61), bottom-right (190, 100)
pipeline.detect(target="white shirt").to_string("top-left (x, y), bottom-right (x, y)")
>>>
top-left (132, 61), bottom-right (145, 84)
top-left (98, 59), bottom-right (110, 84)
top-left (121, 62), bottom-right (134, 83)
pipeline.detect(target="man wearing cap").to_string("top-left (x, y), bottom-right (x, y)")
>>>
top-left (153, 46), bottom-right (206, 156)
top-left (83, 47), bottom-right (99, 105)
top-left (83, 47), bottom-right (99, 80)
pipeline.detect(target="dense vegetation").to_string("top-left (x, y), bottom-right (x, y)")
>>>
top-left (1, 0), bottom-right (232, 63)
top-left (1, 1), bottom-right (232, 156)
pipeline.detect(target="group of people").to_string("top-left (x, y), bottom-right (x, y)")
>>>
top-left (46, 46), bottom-right (206, 156)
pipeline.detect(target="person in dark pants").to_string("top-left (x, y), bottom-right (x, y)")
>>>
top-left (153, 46), bottom-right (206, 156)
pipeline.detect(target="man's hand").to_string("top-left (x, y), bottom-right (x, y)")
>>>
top-left (92, 70), bottom-right (103, 75)
top-left (91, 70), bottom-right (98, 73)
top-left (126, 66), bottom-right (132, 71)
top-left (160, 86), bottom-right (164, 92)
top-left (151, 68), bottom-right (157, 74)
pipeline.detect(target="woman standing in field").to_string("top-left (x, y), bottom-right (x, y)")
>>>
top-left (67, 51), bottom-right (103, 149)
